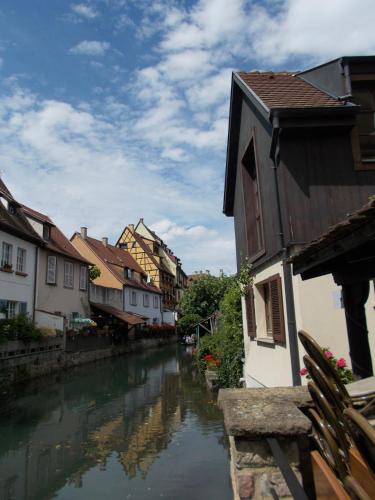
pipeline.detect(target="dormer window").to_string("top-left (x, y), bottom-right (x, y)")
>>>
top-left (8, 203), bottom-right (16, 215)
top-left (43, 224), bottom-right (51, 240)
top-left (125, 267), bottom-right (133, 280)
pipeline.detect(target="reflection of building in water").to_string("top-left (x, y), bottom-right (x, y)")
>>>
top-left (0, 355), bottom-right (181, 500)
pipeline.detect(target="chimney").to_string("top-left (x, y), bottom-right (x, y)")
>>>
top-left (129, 224), bottom-right (134, 231)
top-left (81, 227), bottom-right (87, 239)
top-left (102, 237), bottom-right (108, 247)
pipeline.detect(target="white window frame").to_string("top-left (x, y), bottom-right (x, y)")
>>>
top-left (130, 291), bottom-right (137, 306)
top-left (64, 261), bottom-right (74, 289)
top-left (7, 301), bottom-right (16, 319)
top-left (79, 265), bottom-right (88, 291)
top-left (46, 255), bottom-right (57, 284)
top-left (16, 247), bottom-right (26, 273)
top-left (1, 242), bottom-right (13, 268)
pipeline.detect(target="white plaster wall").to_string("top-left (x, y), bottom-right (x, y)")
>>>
top-left (0, 230), bottom-right (37, 315)
top-left (36, 249), bottom-right (90, 319)
top-left (124, 286), bottom-right (162, 325)
top-left (35, 310), bottom-right (64, 331)
top-left (293, 273), bottom-right (350, 379)
top-left (162, 310), bottom-right (176, 325)
top-left (243, 258), bottom-right (375, 389)
top-left (89, 284), bottom-right (123, 311)
top-left (243, 260), bottom-right (293, 388)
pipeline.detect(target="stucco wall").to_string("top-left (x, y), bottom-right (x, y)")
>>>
top-left (124, 285), bottom-right (162, 325)
top-left (36, 249), bottom-right (90, 319)
top-left (89, 284), bottom-right (123, 311)
top-left (0, 230), bottom-right (37, 316)
top-left (243, 258), bottom-right (375, 388)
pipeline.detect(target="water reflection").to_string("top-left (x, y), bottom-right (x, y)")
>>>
top-left (0, 346), bottom-right (231, 500)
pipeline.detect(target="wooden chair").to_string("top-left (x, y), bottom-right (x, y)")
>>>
top-left (298, 330), bottom-right (375, 406)
top-left (344, 408), bottom-right (375, 474)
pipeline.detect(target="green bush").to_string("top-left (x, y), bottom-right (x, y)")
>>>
top-left (176, 313), bottom-right (201, 337)
top-left (0, 315), bottom-right (42, 343)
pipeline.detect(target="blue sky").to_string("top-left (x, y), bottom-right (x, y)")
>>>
top-left (1, 0), bottom-right (375, 275)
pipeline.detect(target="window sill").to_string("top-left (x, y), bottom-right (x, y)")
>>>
top-left (15, 271), bottom-right (28, 277)
top-left (0, 267), bottom-right (14, 273)
top-left (256, 337), bottom-right (275, 345)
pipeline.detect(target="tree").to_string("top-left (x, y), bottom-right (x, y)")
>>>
top-left (180, 274), bottom-right (235, 318)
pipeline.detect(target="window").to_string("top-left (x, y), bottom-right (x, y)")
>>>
top-left (153, 296), bottom-right (159, 309)
top-left (130, 291), bottom-right (137, 306)
top-left (64, 261), bottom-right (74, 288)
top-left (7, 301), bottom-right (16, 319)
top-left (1, 242), bottom-right (13, 268)
top-left (352, 82), bottom-right (375, 168)
top-left (143, 294), bottom-right (149, 307)
top-left (0, 300), bottom-right (18, 318)
top-left (79, 265), bottom-right (87, 291)
top-left (16, 248), bottom-right (26, 273)
top-left (125, 267), bottom-right (133, 280)
top-left (46, 255), bottom-right (57, 284)
top-left (43, 224), bottom-right (51, 240)
top-left (255, 275), bottom-right (285, 342)
top-left (119, 243), bottom-right (128, 250)
top-left (19, 302), bottom-right (27, 314)
top-left (242, 137), bottom-right (264, 259)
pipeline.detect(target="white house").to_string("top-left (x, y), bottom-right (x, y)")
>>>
top-left (0, 179), bottom-right (42, 319)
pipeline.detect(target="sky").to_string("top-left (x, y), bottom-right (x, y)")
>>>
top-left (0, 0), bottom-right (375, 275)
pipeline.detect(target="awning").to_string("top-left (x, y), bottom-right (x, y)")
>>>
top-left (90, 302), bottom-right (147, 326)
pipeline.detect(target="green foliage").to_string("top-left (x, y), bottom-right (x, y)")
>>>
top-left (89, 265), bottom-right (101, 281)
top-left (180, 274), bottom-right (235, 318)
top-left (0, 314), bottom-right (42, 343)
top-left (176, 313), bottom-right (202, 336)
top-left (194, 261), bottom-right (253, 388)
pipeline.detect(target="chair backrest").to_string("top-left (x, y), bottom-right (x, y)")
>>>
top-left (344, 408), bottom-right (375, 474)
top-left (308, 381), bottom-right (351, 457)
top-left (344, 476), bottom-right (372, 500)
top-left (298, 329), bottom-right (351, 405)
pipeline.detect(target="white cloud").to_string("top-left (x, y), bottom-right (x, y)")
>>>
top-left (69, 40), bottom-right (110, 56)
top-left (71, 3), bottom-right (99, 19)
top-left (248, 0), bottom-right (375, 65)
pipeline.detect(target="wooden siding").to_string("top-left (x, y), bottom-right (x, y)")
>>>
top-left (278, 128), bottom-right (375, 245)
top-left (233, 98), bottom-right (281, 272)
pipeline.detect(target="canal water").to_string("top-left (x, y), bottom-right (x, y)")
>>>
top-left (0, 345), bottom-right (232, 500)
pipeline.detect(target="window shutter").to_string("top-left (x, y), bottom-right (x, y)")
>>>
top-left (245, 286), bottom-right (256, 338)
top-left (19, 302), bottom-right (27, 314)
top-left (47, 256), bottom-right (57, 284)
top-left (270, 275), bottom-right (286, 342)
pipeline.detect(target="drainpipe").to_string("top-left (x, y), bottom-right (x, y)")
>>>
top-left (270, 118), bottom-right (301, 386)
top-left (32, 246), bottom-right (39, 322)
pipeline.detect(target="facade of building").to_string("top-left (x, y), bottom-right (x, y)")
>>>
top-left (0, 180), bottom-right (42, 319)
top-left (223, 56), bottom-right (375, 388)
top-left (116, 220), bottom-right (187, 320)
top-left (22, 206), bottom-right (91, 329)
top-left (71, 228), bottom-right (162, 325)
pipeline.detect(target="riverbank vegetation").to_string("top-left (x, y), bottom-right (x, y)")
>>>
top-left (178, 262), bottom-right (252, 388)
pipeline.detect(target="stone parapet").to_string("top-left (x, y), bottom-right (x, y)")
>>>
top-left (219, 387), bottom-right (313, 500)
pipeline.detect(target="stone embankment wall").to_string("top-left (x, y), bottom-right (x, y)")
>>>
top-left (0, 335), bottom-right (177, 388)
top-left (218, 387), bottom-right (313, 500)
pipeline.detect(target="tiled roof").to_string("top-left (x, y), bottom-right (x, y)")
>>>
top-left (0, 203), bottom-right (43, 244)
top-left (47, 226), bottom-right (92, 264)
top-left (292, 199), bottom-right (375, 268)
top-left (81, 235), bottom-right (162, 294)
top-left (21, 204), bottom-right (53, 224)
top-left (237, 72), bottom-right (344, 110)
top-left (0, 178), bottom-right (13, 200)
top-left (85, 236), bottom-right (145, 274)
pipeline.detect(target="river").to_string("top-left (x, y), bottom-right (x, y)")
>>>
top-left (0, 345), bottom-right (232, 500)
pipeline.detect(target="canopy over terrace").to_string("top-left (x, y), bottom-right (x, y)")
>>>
top-left (291, 199), bottom-right (375, 378)
top-left (90, 302), bottom-right (147, 326)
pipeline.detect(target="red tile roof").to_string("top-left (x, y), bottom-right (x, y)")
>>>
top-left (237, 72), bottom-right (344, 110)
top-left (21, 204), bottom-right (53, 224)
top-left (79, 235), bottom-right (162, 294)
top-left (0, 178), bottom-right (13, 200)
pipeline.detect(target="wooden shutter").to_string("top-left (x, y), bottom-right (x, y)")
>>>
top-left (245, 286), bottom-right (256, 339)
top-left (47, 255), bottom-right (57, 284)
top-left (270, 275), bottom-right (286, 342)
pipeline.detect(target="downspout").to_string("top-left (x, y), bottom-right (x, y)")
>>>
top-left (32, 246), bottom-right (39, 322)
top-left (270, 117), bottom-right (301, 386)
